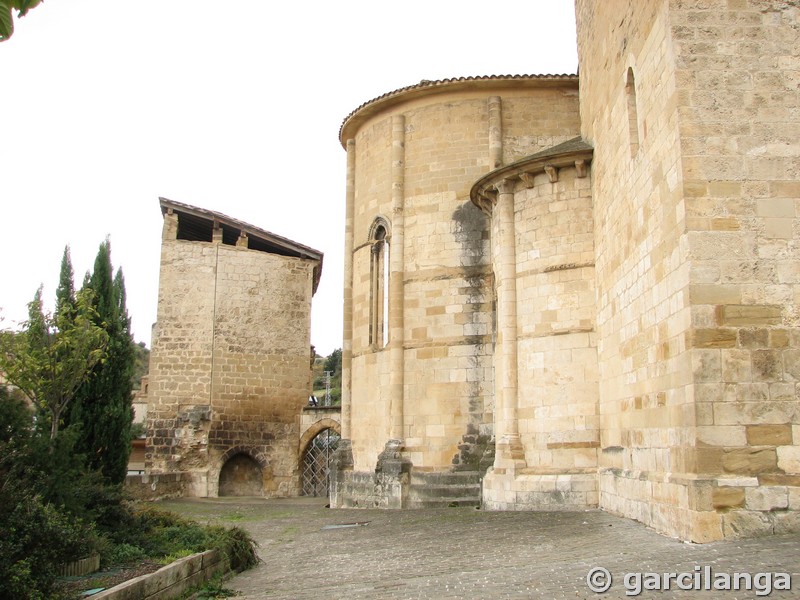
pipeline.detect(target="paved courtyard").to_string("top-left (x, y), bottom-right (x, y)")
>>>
top-left (158, 497), bottom-right (799, 599)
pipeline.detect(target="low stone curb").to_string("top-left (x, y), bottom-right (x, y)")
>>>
top-left (90, 549), bottom-right (228, 600)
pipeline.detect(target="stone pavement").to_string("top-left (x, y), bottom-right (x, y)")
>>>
top-left (158, 498), bottom-right (800, 599)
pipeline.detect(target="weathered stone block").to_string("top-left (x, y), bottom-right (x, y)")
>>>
top-left (695, 447), bottom-right (724, 473)
top-left (719, 304), bottom-right (782, 326)
top-left (746, 424), bottom-right (792, 446)
top-left (717, 476), bottom-right (759, 487)
top-left (789, 487), bottom-right (800, 510)
top-left (688, 510), bottom-right (723, 543)
top-left (692, 329), bottom-right (737, 348)
top-left (759, 474), bottom-right (800, 486)
top-left (773, 511), bottom-right (800, 534)
top-left (722, 448), bottom-right (778, 474)
top-left (757, 197), bottom-right (796, 218)
top-left (745, 486), bottom-right (788, 511)
top-left (738, 328), bottom-right (769, 349)
top-left (783, 349), bottom-right (800, 381)
top-left (752, 350), bottom-right (783, 381)
top-left (697, 426), bottom-right (746, 446)
top-left (777, 446), bottom-right (800, 474)
top-left (712, 487), bottom-right (745, 509)
top-left (722, 510), bottom-right (774, 538)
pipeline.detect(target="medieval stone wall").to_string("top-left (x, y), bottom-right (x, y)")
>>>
top-left (576, 0), bottom-right (800, 540)
top-left (332, 1), bottom-right (799, 541)
top-left (673, 0), bottom-right (800, 538)
top-left (338, 79), bottom-right (582, 505)
top-left (576, 0), bottom-right (698, 539)
top-left (513, 165), bottom-right (598, 499)
top-left (473, 140), bottom-right (599, 511)
top-left (146, 211), bottom-right (319, 497)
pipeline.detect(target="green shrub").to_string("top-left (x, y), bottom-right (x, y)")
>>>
top-left (0, 388), bottom-right (101, 598)
top-left (157, 549), bottom-right (194, 565)
top-left (108, 542), bottom-right (148, 566)
top-left (0, 493), bottom-right (95, 599)
top-left (104, 507), bottom-right (256, 567)
top-left (0, 387), bottom-right (259, 597)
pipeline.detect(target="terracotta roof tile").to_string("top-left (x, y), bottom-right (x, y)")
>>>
top-left (339, 73), bottom-right (579, 142)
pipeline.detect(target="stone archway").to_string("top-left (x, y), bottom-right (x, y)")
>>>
top-left (300, 420), bottom-right (341, 497)
top-left (299, 418), bottom-right (341, 452)
top-left (218, 452), bottom-right (264, 497)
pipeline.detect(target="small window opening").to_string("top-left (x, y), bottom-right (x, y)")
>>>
top-left (626, 67), bottom-right (640, 158)
top-left (369, 221), bottom-right (390, 348)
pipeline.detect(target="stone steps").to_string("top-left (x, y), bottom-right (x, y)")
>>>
top-left (408, 471), bottom-right (482, 508)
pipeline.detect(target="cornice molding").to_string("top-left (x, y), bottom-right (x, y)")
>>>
top-left (470, 139), bottom-right (594, 215)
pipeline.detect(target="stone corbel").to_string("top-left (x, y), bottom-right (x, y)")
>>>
top-left (544, 164), bottom-right (558, 183)
top-left (475, 185), bottom-right (498, 215)
top-left (475, 197), bottom-right (492, 215)
top-left (519, 172), bottom-right (535, 189)
top-left (575, 159), bottom-right (587, 178)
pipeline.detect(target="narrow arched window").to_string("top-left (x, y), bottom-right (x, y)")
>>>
top-left (369, 219), bottom-right (390, 348)
top-left (625, 67), bottom-right (640, 158)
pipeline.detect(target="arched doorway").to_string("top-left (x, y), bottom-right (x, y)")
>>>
top-left (219, 453), bottom-right (263, 496)
top-left (301, 428), bottom-right (340, 497)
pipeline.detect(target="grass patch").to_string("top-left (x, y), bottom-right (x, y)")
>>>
top-left (105, 507), bottom-right (259, 572)
top-left (186, 574), bottom-right (241, 599)
top-left (224, 513), bottom-right (245, 522)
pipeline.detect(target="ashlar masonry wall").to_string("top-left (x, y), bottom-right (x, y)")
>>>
top-left (474, 141), bottom-right (599, 511)
top-left (146, 207), bottom-right (320, 497)
top-left (577, 0), bottom-right (699, 540)
top-left (672, 0), bottom-right (800, 538)
top-left (576, 0), bottom-right (800, 541)
top-left (335, 77), bottom-right (582, 508)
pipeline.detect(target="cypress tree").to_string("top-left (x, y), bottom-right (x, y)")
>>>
top-left (55, 245), bottom-right (75, 320)
top-left (70, 239), bottom-right (135, 484)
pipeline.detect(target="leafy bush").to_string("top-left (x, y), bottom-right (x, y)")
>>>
top-left (0, 388), bottom-right (102, 598)
top-left (0, 387), bottom-right (259, 598)
top-left (103, 507), bottom-right (258, 572)
top-left (108, 542), bottom-right (148, 566)
top-left (0, 492), bottom-right (95, 599)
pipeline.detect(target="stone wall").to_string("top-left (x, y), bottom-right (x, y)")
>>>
top-left (332, 2), bottom-right (799, 542)
top-left (146, 202), bottom-right (320, 498)
top-left (125, 472), bottom-right (188, 502)
top-left (337, 78), bottom-right (582, 508)
top-left (576, 0), bottom-right (800, 540)
top-left (674, 0), bottom-right (800, 538)
top-left (475, 146), bottom-right (599, 510)
top-left (576, 0), bottom-right (699, 540)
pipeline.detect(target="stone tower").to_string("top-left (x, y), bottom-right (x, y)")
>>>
top-left (146, 198), bottom-right (322, 498)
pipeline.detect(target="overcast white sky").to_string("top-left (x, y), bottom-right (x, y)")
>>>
top-left (1, 1), bottom-right (578, 357)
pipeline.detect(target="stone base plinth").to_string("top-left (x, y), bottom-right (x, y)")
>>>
top-left (330, 439), bottom-right (411, 509)
top-left (482, 468), bottom-right (598, 511)
top-left (598, 468), bottom-right (724, 542)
